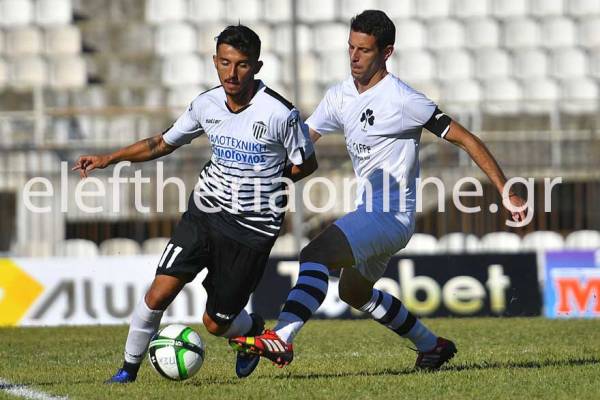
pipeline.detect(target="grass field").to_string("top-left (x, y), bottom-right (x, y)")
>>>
top-left (1, 318), bottom-right (599, 399)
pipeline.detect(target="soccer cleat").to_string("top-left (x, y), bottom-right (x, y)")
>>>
top-left (414, 337), bottom-right (457, 371)
top-left (105, 368), bottom-right (136, 384)
top-left (230, 329), bottom-right (294, 367)
top-left (235, 313), bottom-right (265, 378)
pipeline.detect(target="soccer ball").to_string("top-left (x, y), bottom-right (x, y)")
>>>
top-left (148, 324), bottom-right (205, 380)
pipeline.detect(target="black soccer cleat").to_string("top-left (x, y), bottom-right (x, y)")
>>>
top-left (414, 337), bottom-right (457, 371)
top-left (235, 313), bottom-right (265, 378)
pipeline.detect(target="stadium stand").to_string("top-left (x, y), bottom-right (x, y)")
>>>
top-left (99, 238), bottom-right (142, 256)
top-left (479, 232), bottom-right (521, 253)
top-left (437, 233), bottom-right (480, 254)
top-left (56, 239), bottom-right (99, 257)
top-left (402, 233), bottom-right (439, 254)
top-left (520, 231), bottom-right (565, 251)
top-left (142, 237), bottom-right (171, 255)
top-left (565, 230), bottom-right (600, 250)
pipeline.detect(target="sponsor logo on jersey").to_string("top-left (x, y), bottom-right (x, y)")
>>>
top-left (253, 121), bottom-right (268, 139)
top-left (205, 118), bottom-right (222, 124)
top-left (360, 109), bottom-right (375, 131)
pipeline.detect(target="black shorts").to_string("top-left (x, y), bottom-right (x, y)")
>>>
top-left (156, 211), bottom-right (270, 325)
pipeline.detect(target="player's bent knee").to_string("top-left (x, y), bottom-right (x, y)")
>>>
top-left (202, 312), bottom-right (231, 336)
top-left (299, 241), bottom-right (330, 265)
top-left (144, 289), bottom-right (172, 311)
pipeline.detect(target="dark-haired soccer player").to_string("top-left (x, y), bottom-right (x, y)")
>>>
top-left (74, 24), bottom-right (317, 382)
top-left (231, 10), bottom-right (527, 372)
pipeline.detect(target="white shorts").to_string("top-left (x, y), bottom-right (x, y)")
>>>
top-left (334, 207), bottom-right (415, 282)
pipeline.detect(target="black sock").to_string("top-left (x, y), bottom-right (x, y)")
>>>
top-left (122, 361), bottom-right (141, 377)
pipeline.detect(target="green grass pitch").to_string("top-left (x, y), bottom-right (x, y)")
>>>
top-left (1, 318), bottom-right (599, 399)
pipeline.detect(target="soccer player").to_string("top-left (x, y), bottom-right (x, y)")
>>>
top-left (230, 10), bottom-right (527, 371)
top-left (73, 25), bottom-right (317, 382)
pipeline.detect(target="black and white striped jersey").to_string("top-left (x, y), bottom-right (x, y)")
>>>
top-left (163, 80), bottom-right (313, 249)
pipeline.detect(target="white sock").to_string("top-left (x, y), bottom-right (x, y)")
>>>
top-left (124, 298), bottom-right (163, 364)
top-left (221, 310), bottom-right (253, 338)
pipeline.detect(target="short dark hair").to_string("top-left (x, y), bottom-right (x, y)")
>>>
top-left (350, 10), bottom-right (395, 49)
top-left (215, 25), bottom-right (261, 59)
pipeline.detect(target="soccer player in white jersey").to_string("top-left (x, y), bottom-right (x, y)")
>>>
top-left (73, 25), bottom-right (317, 382)
top-left (231, 10), bottom-right (527, 371)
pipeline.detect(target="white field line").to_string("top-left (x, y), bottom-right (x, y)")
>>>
top-left (0, 379), bottom-right (68, 400)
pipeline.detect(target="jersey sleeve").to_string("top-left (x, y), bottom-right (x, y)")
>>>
top-left (281, 108), bottom-right (315, 165)
top-left (403, 90), bottom-right (451, 138)
top-left (162, 99), bottom-right (205, 146)
top-left (305, 86), bottom-right (342, 135)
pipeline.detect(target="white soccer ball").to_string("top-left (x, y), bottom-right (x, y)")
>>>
top-left (148, 324), bottom-right (205, 381)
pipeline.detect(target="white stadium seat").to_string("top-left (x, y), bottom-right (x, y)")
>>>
top-left (271, 233), bottom-right (309, 256)
top-left (395, 20), bottom-right (426, 50)
top-left (452, 0), bottom-right (489, 19)
top-left (550, 48), bottom-right (587, 80)
top-left (435, 49), bottom-right (472, 82)
top-left (15, 241), bottom-right (54, 257)
top-left (314, 23), bottom-right (349, 52)
top-left (11, 56), bottom-right (47, 87)
top-left (256, 52), bottom-right (282, 83)
top-left (503, 18), bottom-right (541, 49)
top-left (441, 80), bottom-right (482, 110)
top-left (540, 17), bottom-right (576, 49)
top-left (297, 82), bottom-right (322, 114)
top-left (567, 0), bottom-right (600, 16)
top-left (377, 0), bottom-right (414, 18)
top-left (339, 0), bottom-right (377, 20)
top-left (263, 0), bottom-right (291, 23)
top-left (44, 26), bottom-right (81, 54)
top-left (512, 49), bottom-right (548, 79)
top-left (155, 23), bottom-right (197, 55)
top-left (142, 237), bottom-right (171, 255)
top-left (282, 53), bottom-right (318, 83)
top-left (474, 49), bottom-right (511, 80)
top-left (0, 0), bottom-right (33, 27)
top-left (273, 24), bottom-right (312, 54)
top-left (560, 78), bottom-right (599, 114)
top-left (35, 0), bottom-right (72, 26)
top-left (0, 30), bottom-right (3, 54)
top-left (319, 51), bottom-right (350, 83)
top-left (298, 0), bottom-right (336, 22)
top-left (437, 233), bottom-right (480, 253)
top-left (167, 85), bottom-right (203, 108)
top-left (196, 24), bottom-right (226, 54)
top-left (490, 0), bottom-right (528, 18)
top-left (99, 238), bottom-right (141, 256)
top-left (426, 18), bottom-right (464, 50)
top-left (479, 232), bottom-right (521, 253)
top-left (464, 18), bottom-right (499, 49)
top-left (188, 0), bottom-right (224, 23)
top-left (145, 0), bottom-right (186, 24)
top-left (251, 24), bottom-right (274, 52)
top-left (395, 50), bottom-right (435, 83)
top-left (415, 0), bottom-right (450, 19)
top-left (0, 59), bottom-right (7, 88)
top-left (565, 230), bottom-right (600, 249)
top-left (521, 78), bottom-right (559, 114)
top-left (48, 56), bottom-right (86, 88)
top-left (529, 0), bottom-right (564, 17)
top-left (521, 231), bottom-right (564, 251)
top-left (56, 239), bottom-right (99, 257)
top-left (161, 53), bottom-right (204, 86)
top-left (401, 234), bottom-right (438, 254)
top-left (579, 17), bottom-right (600, 48)
top-left (483, 78), bottom-right (522, 114)
top-left (590, 48), bottom-right (600, 79)
top-left (225, 0), bottom-right (262, 22)
top-left (5, 27), bottom-right (42, 55)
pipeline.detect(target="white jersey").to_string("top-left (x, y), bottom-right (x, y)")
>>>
top-left (306, 73), bottom-right (443, 212)
top-left (163, 81), bottom-right (313, 248)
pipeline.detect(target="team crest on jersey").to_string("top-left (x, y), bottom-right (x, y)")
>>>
top-left (253, 121), bottom-right (268, 139)
top-left (360, 109), bottom-right (375, 131)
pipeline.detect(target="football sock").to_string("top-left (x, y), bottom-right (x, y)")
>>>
top-left (275, 262), bottom-right (329, 343)
top-left (123, 298), bottom-right (164, 370)
top-left (359, 289), bottom-right (437, 352)
top-left (221, 309), bottom-right (253, 338)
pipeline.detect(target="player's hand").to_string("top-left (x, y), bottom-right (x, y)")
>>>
top-left (72, 155), bottom-right (110, 178)
top-left (504, 193), bottom-right (527, 223)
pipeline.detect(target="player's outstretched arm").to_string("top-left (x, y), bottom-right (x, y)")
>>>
top-left (443, 120), bottom-right (527, 223)
top-left (72, 134), bottom-right (177, 178)
top-left (283, 152), bottom-right (318, 182)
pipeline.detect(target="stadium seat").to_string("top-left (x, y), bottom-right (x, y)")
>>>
top-left (521, 231), bottom-right (565, 251)
top-left (15, 241), bottom-right (54, 257)
top-left (196, 23), bottom-right (227, 54)
top-left (590, 48), bottom-right (600, 79)
top-left (48, 56), bottom-right (86, 88)
top-left (437, 233), bottom-right (480, 253)
top-left (35, 0), bottom-right (72, 26)
top-left (395, 20), bottom-right (426, 50)
top-left (99, 238), bottom-right (141, 256)
top-left (225, 0), bottom-right (261, 22)
top-left (550, 48), bottom-right (587, 80)
top-left (142, 237), bottom-right (171, 255)
top-left (297, 82), bottom-right (321, 112)
top-left (250, 24), bottom-right (274, 52)
top-left (479, 232), bottom-right (521, 253)
top-left (540, 17), bottom-right (577, 48)
top-left (411, 81), bottom-right (441, 103)
top-left (377, 0), bottom-right (414, 18)
top-left (270, 233), bottom-right (309, 256)
top-left (426, 18), bottom-right (464, 50)
top-left (490, 0), bottom-right (528, 18)
top-left (319, 51), bottom-right (350, 83)
top-left (298, 0), bottom-right (336, 22)
top-left (567, 0), bottom-right (600, 16)
top-left (415, 0), bottom-right (450, 19)
top-left (521, 78), bottom-right (559, 114)
top-left (435, 49), bottom-right (472, 82)
top-left (0, 59), bottom-right (7, 88)
top-left (503, 18), bottom-right (541, 49)
top-left (565, 230), bottom-right (600, 249)
top-left (395, 50), bottom-right (435, 83)
top-left (452, 0), bottom-right (489, 19)
top-left (145, 0), bottom-right (186, 23)
top-left (263, 0), bottom-right (291, 22)
top-left (559, 78), bottom-right (599, 114)
top-left (314, 23), bottom-right (349, 52)
top-left (282, 52), bottom-right (318, 83)
top-left (188, 0), bottom-right (224, 23)
top-left (402, 233), bottom-right (438, 254)
top-left (0, 0), bottom-right (33, 27)
top-left (44, 26), bottom-right (81, 54)
top-left (512, 49), bottom-right (548, 79)
top-left (578, 17), bottom-right (600, 48)
top-left (155, 23), bottom-right (197, 55)
top-left (464, 18), bottom-right (499, 49)
top-left (339, 0), bottom-right (378, 20)
top-left (167, 85), bottom-right (203, 108)
top-left (5, 27), bottom-right (42, 55)
top-left (474, 49), bottom-right (511, 80)
top-left (161, 53), bottom-right (204, 86)
top-left (529, 0), bottom-right (564, 17)
top-left (483, 78), bottom-right (522, 114)
top-left (11, 56), bottom-right (47, 87)
top-left (440, 79), bottom-right (482, 110)
top-left (56, 239), bottom-right (99, 257)
top-left (272, 24), bottom-right (312, 54)
top-left (256, 52), bottom-right (282, 83)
